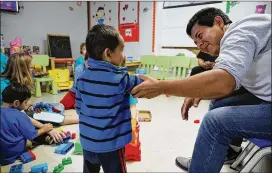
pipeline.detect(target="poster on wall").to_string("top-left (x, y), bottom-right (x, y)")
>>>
top-left (163, 1), bottom-right (222, 9)
top-left (90, 1), bottom-right (117, 26)
top-left (255, 4), bottom-right (266, 14)
top-left (118, 1), bottom-right (139, 42)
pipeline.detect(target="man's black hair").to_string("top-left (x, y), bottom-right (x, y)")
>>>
top-left (2, 83), bottom-right (31, 103)
top-left (186, 7), bottom-right (232, 37)
top-left (85, 24), bottom-right (120, 60)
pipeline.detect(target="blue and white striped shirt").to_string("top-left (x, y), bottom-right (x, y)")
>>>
top-left (76, 58), bottom-right (142, 153)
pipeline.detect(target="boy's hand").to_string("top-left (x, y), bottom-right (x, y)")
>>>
top-left (42, 123), bottom-right (53, 132)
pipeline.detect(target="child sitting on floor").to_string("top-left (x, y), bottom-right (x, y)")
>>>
top-left (0, 83), bottom-right (53, 165)
top-left (76, 24), bottom-right (143, 173)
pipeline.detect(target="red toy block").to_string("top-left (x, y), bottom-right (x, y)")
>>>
top-left (71, 133), bottom-right (76, 139)
top-left (28, 150), bottom-right (36, 160)
top-left (194, 119), bottom-right (200, 124)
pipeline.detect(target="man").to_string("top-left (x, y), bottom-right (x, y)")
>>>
top-left (131, 8), bottom-right (271, 173)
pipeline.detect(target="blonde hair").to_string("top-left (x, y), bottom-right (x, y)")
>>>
top-left (1, 53), bottom-right (33, 89)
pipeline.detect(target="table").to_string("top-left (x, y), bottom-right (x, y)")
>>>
top-left (125, 61), bottom-right (141, 74)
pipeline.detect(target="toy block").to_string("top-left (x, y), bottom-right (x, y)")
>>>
top-left (71, 133), bottom-right (76, 139)
top-left (194, 119), bottom-right (200, 124)
top-left (63, 134), bottom-right (71, 143)
top-left (30, 163), bottom-right (48, 173)
top-left (73, 139), bottom-right (83, 155)
top-left (28, 150), bottom-right (36, 160)
top-left (65, 131), bottom-right (70, 135)
top-left (19, 150), bottom-right (36, 163)
top-left (55, 144), bottom-right (67, 154)
top-left (55, 142), bottom-right (74, 155)
top-left (53, 164), bottom-right (64, 173)
top-left (57, 127), bottom-right (63, 132)
top-left (62, 157), bottom-right (72, 165)
top-left (9, 164), bottom-right (23, 173)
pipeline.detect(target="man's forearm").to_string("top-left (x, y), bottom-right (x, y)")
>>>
top-left (160, 69), bottom-right (236, 99)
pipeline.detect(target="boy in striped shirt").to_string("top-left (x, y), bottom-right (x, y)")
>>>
top-left (75, 24), bottom-right (143, 173)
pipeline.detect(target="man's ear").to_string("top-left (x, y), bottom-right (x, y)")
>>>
top-left (214, 16), bottom-right (225, 29)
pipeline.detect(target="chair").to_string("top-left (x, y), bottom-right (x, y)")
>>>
top-left (165, 56), bottom-right (191, 80)
top-left (32, 55), bottom-right (58, 97)
top-left (140, 55), bottom-right (157, 75)
top-left (230, 138), bottom-right (272, 172)
top-left (150, 56), bottom-right (171, 80)
top-left (48, 69), bottom-right (73, 91)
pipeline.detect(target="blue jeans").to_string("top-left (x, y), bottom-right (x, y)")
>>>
top-left (189, 98), bottom-right (272, 172)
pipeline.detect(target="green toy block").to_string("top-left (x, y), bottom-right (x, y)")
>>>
top-left (53, 164), bottom-right (64, 173)
top-left (73, 139), bottom-right (83, 155)
top-left (62, 157), bottom-right (72, 165)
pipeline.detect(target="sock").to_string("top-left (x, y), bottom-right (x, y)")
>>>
top-left (229, 144), bottom-right (242, 152)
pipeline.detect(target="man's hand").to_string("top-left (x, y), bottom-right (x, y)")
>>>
top-left (48, 129), bottom-right (66, 143)
top-left (181, 98), bottom-right (201, 120)
top-left (131, 75), bottom-right (163, 99)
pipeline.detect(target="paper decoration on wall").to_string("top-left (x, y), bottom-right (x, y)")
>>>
top-left (69, 6), bottom-right (74, 11)
top-left (96, 7), bottom-right (105, 24)
top-left (118, 1), bottom-right (139, 42)
top-left (226, 1), bottom-right (239, 14)
top-left (90, 2), bottom-right (117, 28)
top-left (9, 36), bottom-right (22, 55)
top-left (255, 4), bottom-right (266, 14)
top-left (77, 1), bottom-right (82, 7)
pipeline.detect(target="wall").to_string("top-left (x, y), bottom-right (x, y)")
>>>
top-left (155, 1), bottom-right (271, 55)
top-left (89, 1), bottom-right (153, 60)
top-left (1, 1), bottom-right (88, 58)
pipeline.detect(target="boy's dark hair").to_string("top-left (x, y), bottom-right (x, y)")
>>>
top-left (2, 83), bottom-right (31, 103)
top-left (80, 42), bottom-right (86, 54)
top-left (186, 7), bottom-right (232, 37)
top-left (97, 7), bottom-right (104, 12)
top-left (85, 24), bottom-right (120, 61)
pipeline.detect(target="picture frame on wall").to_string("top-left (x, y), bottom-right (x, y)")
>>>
top-left (163, 1), bottom-right (222, 9)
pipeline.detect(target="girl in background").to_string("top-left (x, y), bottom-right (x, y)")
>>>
top-left (74, 43), bottom-right (86, 70)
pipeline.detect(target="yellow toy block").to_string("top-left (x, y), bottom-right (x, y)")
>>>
top-left (48, 69), bottom-right (73, 90)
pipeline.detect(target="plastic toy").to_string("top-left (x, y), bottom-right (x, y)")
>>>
top-left (53, 164), bottom-right (64, 173)
top-left (55, 142), bottom-right (74, 155)
top-left (138, 110), bottom-right (152, 122)
top-left (62, 157), bottom-right (72, 165)
top-left (9, 164), bottom-right (23, 173)
top-left (48, 69), bottom-right (73, 91)
top-left (30, 163), bottom-right (48, 173)
top-left (194, 119), bottom-right (200, 124)
top-left (71, 133), bottom-right (76, 139)
top-left (73, 139), bottom-right (83, 155)
top-left (63, 134), bottom-right (71, 143)
top-left (9, 36), bottom-right (22, 55)
top-left (136, 68), bottom-right (147, 74)
top-left (19, 150), bottom-right (36, 163)
top-left (33, 102), bottom-right (64, 114)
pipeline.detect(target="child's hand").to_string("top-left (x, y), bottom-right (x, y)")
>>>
top-left (42, 123), bottom-right (53, 132)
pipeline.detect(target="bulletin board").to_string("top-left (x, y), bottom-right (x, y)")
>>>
top-left (118, 1), bottom-right (140, 42)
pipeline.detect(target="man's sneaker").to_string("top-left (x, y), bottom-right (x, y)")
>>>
top-left (175, 157), bottom-right (191, 171)
top-left (225, 147), bottom-right (242, 164)
top-left (175, 148), bottom-right (243, 171)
